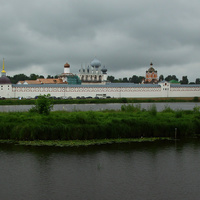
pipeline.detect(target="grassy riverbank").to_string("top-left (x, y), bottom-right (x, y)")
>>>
top-left (0, 105), bottom-right (200, 142)
top-left (0, 96), bottom-right (199, 105)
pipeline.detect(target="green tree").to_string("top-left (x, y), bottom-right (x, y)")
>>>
top-left (29, 73), bottom-right (39, 80)
top-left (180, 76), bottom-right (189, 84)
top-left (165, 75), bottom-right (172, 81)
top-left (159, 75), bottom-right (164, 81)
top-left (30, 94), bottom-right (54, 115)
top-left (165, 75), bottom-right (178, 82)
top-left (195, 78), bottom-right (200, 84)
top-left (171, 75), bottom-right (178, 81)
top-left (130, 75), bottom-right (140, 83)
top-left (107, 76), bottom-right (115, 82)
top-left (8, 74), bottom-right (29, 84)
top-left (138, 76), bottom-right (145, 83)
top-left (47, 75), bottom-right (53, 79)
top-left (122, 77), bottom-right (129, 82)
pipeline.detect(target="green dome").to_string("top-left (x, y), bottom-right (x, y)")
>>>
top-left (169, 80), bottom-right (180, 84)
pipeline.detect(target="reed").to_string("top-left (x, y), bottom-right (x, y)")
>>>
top-left (0, 109), bottom-right (199, 141)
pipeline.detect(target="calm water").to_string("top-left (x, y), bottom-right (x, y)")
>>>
top-left (1, 139), bottom-right (200, 200)
top-left (1, 102), bottom-right (200, 112)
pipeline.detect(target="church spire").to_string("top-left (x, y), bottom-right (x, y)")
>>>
top-left (1, 58), bottom-right (6, 76)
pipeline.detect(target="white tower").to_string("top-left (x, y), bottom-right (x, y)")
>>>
top-left (64, 62), bottom-right (70, 74)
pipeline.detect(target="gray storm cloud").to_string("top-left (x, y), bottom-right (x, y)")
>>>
top-left (0, 0), bottom-right (200, 81)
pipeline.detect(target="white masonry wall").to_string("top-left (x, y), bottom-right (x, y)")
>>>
top-left (0, 84), bottom-right (12, 98)
top-left (170, 86), bottom-right (200, 97)
top-left (11, 85), bottom-right (162, 98)
top-left (5, 83), bottom-right (200, 99)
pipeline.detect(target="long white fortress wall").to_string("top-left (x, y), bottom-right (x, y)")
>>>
top-left (12, 86), bottom-right (162, 98)
top-left (8, 82), bottom-right (200, 98)
top-left (1, 81), bottom-right (200, 98)
top-left (170, 86), bottom-right (200, 97)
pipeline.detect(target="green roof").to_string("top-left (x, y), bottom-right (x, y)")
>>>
top-left (169, 80), bottom-right (180, 84)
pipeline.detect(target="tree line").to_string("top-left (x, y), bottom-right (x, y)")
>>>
top-left (7, 73), bottom-right (58, 84)
top-left (7, 73), bottom-right (200, 84)
top-left (108, 75), bottom-right (200, 84)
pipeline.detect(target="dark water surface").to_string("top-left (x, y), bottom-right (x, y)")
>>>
top-left (0, 140), bottom-right (200, 200)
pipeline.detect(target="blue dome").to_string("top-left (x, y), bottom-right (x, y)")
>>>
top-left (101, 66), bottom-right (107, 74)
top-left (91, 58), bottom-right (101, 67)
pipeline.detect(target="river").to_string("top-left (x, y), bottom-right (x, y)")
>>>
top-left (0, 139), bottom-right (200, 200)
top-left (0, 102), bottom-right (200, 112)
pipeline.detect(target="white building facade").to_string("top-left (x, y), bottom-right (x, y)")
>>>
top-left (78, 58), bottom-right (108, 85)
top-left (0, 81), bottom-right (200, 99)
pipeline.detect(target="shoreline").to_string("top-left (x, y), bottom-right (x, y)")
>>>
top-left (0, 97), bottom-right (199, 106)
top-left (0, 137), bottom-right (172, 147)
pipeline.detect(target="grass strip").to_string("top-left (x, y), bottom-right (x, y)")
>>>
top-left (0, 97), bottom-right (199, 105)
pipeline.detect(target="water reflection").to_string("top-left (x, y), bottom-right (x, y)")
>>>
top-left (1, 140), bottom-right (200, 199)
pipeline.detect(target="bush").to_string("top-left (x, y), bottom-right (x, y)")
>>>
top-left (148, 104), bottom-right (157, 116)
top-left (193, 97), bottom-right (199, 102)
top-left (162, 105), bottom-right (174, 113)
top-left (121, 98), bottom-right (128, 103)
top-left (193, 105), bottom-right (200, 113)
top-left (121, 104), bottom-right (141, 112)
top-left (175, 109), bottom-right (183, 118)
top-left (29, 94), bottom-right (54, 115)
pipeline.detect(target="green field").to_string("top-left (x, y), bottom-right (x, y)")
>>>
top-left (0, 104), bottom-right (199, 143)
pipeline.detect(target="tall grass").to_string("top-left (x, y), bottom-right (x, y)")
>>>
top-left (0, 109), bottom-right (199, 141)
top-left (121, 104), bottom-right (141, 112)
top-left (162, 105), bottom-right (174, 113)
top-left (148, 104), bottom-right (157, 116)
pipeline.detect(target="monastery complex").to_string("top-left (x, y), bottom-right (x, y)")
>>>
top-left (0, 58), bottom-right (200, 99)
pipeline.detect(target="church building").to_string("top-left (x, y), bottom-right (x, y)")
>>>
top-left (144, 63), bottom-right (158, 84)
top-left (78, 58), bottom-right (108, 85)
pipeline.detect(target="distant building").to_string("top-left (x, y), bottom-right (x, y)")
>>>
top-left (17, 62), bottom-right (81, 85)
top-left (1, 59), bottom-right (200, 99)
top-left (17, 79), bottom-right (64, 85)
top-left (0, 59), bottom-right (12, 98)
top-left (78, 58), bottom-right (108, 85)
top-left (59, 62), bottom-right (81, 85)
top-left (144, 63), bottom-right (158, 84)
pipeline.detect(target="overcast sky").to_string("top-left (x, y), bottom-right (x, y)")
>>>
top-left (1, 0), bottom-right (200, 82)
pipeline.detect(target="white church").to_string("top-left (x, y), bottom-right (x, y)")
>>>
top-left (78, 58), bottom-right (108, 85)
